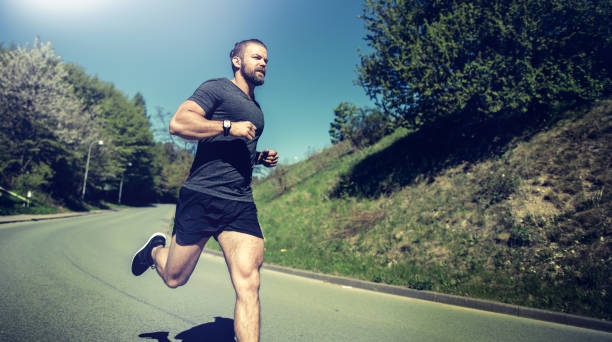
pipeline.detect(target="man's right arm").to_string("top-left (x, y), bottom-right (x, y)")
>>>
top-left (169, 100), bottom-right (257, 140)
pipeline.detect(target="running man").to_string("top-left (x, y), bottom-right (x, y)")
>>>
top-left (131, 39), bottom-right (278, 342)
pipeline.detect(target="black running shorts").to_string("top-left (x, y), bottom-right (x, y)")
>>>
top-left (172, 187), bottom-right (263, 245)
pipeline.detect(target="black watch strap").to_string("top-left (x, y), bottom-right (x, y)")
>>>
top-left (223, 120), bottom-right (231, 136)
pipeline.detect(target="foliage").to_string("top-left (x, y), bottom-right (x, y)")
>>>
top-left (347, 106), bottom-right (395, 148)
top-left (0, 38), bottom-right (101, 205)
top-left (329, 102), bottom-right (395, 148)
top-left (359, 0), bottom-right (612, 129)
top-left (0, 38), bottom-right (101, 147)
top-left (329, 102), bottom-right (359, 144)
top-left (156, 143), bottom-right (193, 203)
top-left (97, 87), bottom-right (159, 204)
top-left (0, 38), bottom-right (177, 209)
top-left (64, 62), bottom-right (186, 205)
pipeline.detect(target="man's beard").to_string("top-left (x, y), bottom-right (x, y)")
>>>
top-left (241, 66), bottom-right (265, 86)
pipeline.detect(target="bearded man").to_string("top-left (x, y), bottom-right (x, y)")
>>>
top-left (131, 39), bottom-right (278, 342)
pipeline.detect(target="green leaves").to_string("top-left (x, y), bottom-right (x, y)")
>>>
top-left (0, 38), bottom-right (93, 199)
top-left (67, 65), bottom-right (160, 204)
top-left (0, 39), bottom-right (179, 206)
top-left (329, 102), bottom-right (359, 144)
top-left (329, 102), bottom-right (394, 148)
top-left (359, 0), bottom-right (612, 129)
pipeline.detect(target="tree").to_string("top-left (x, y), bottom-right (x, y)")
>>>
top-left (1, 38), bottom-right (193, 207)
top-left (348, 106), bottom-right (395, 148)
top-left (64, 63), bottom-right (109, 112)
top-left (94, 90), bottom-right (159, 204)
top-left (330, 102), bottom-right (394, 148)
top-left (0, 38), bottom-right (101, 201)
top-left (156, 142), bottom-right (193, 202)
top-left (359, 0), bottom-right (612, 129)
top-left (63, 63), bottom-right (163, 204)
top-left (329, 102), bottom-right (359, 144)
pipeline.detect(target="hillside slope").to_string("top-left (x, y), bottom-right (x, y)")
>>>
top-left (253, 100), bottom-right (611, 320)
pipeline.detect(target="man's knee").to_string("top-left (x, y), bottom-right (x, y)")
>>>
top-left (234, 269), bottom-right (261, 299)
top-left (164, 279), bottom-right (183, 289)
top-left (164, 272), bottom-right (189, 289)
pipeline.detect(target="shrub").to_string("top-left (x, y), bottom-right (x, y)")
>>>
top-left (330, 102), bottom-right (395, 149)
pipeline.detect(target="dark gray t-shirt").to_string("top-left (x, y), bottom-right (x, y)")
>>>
top-left (182, 78), bottom-right (264, 202)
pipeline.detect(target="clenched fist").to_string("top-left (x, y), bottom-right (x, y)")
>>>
top-left (257, 149), bottom-right (279, 167)
top-left (230, 121), bottom-right (257, 140)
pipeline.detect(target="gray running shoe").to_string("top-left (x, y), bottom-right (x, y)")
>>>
top-left (131, 233), bottom-right (166, 276)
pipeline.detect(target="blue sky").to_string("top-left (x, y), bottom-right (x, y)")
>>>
top-left (0, 0), bottom-right (374, 164)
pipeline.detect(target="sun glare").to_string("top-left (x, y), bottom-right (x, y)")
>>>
top-left (14, 0), bottom-right (119, 16)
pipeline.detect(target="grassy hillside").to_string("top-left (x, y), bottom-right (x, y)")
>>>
top-left (253, 99), bottom-right (611, 320)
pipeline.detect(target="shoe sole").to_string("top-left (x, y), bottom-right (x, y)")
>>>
top-left (131, 232), bottom-right (166, 275)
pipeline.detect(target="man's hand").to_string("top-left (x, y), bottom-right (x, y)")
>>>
top-left (230, 121), bottom-right (257, 140)
top-left (258, 149), bottom-right (279, 167)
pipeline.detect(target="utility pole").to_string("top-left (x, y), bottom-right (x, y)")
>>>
top-left (118, 162), bottom-right (131, 204)
top-left (82, 140), bottom-right (103, 201)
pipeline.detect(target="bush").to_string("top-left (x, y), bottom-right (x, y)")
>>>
top-left (329, 102), bottom-right (394, 148)
top-left (345, 108), bottom-right (395, 148)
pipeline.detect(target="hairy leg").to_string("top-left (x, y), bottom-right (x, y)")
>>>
top-left (217, 231), bottom-right (264, 342)
top-left (152, 234), bottom-right (209, 288)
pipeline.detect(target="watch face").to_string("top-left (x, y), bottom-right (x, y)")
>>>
top-left (224, 120), bottom-right (230, 128)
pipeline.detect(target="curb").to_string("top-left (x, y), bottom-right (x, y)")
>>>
top-left (203, 248), bottom-right (612, 333)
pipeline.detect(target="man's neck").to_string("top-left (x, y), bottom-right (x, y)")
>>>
top-left (231, 76), bottom-right (255, 99)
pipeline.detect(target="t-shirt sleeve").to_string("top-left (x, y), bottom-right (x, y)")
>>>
top-left (187, 80), bottom-right (219, 117)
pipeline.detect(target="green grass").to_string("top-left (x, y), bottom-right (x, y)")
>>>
top-left (0, 190), bottom-right (135, 216)
top-left (253, 99), bottom-right (612, 320)
top-left (0, 191), bottom-right (61, 215)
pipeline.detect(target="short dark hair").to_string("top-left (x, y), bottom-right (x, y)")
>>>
top-left (230, 39), bottom-right (267, 72)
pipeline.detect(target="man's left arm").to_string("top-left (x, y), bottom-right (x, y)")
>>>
top-left (256, 149), bottom-right (279, 167)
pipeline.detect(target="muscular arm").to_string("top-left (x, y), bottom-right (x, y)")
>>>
top-left (169, 100), bottom-right (256, 140)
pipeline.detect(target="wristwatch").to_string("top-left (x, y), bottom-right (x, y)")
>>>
top-left (223, 120), bottom-right (231, 136)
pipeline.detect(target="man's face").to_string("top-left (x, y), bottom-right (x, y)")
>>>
top-left (239, 43), bottom-right (268, 86)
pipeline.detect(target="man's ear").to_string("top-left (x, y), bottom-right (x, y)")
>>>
top-left (232, 56), bottom-right (241, 70)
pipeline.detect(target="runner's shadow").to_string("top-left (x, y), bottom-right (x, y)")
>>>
top-left (139, 316), bottom-right (235, 342)
top-left (139, 331), bottom-right (171, 342)
top-left (175, 317), bottom-right (235, 341)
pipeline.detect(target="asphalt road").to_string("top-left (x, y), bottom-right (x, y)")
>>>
top-left (0, 205), bottom-right (610, 342)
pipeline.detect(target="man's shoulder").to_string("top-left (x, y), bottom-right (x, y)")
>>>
top-left (200, 78), bottom-right (230, 88)
top-left (194, 78), bottom-right (235, 98)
